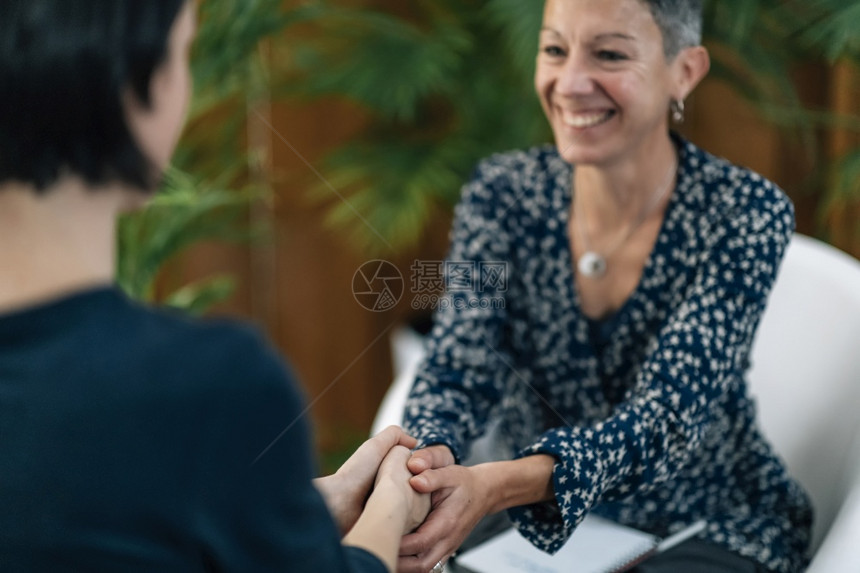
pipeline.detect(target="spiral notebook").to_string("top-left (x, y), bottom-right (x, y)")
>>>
top-left (455, 514), bottom-right (659, 573)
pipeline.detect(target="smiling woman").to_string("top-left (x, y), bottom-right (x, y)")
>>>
top-left (400, 1), bottom-right (813, 572)
top-left (535, 0), bottom-right (709, 171)
top-left (535, 0), bottom-right (712, 317)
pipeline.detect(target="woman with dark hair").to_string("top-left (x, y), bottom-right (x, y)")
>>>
top-left (0, 2), bottom-right (427, 571)
top-left (400, 1), bottom-right (813, 572)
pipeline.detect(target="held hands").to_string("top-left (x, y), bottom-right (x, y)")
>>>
top-left (375, 445), bottom-right (432, 534)
top-left (405, 444), bottom-right (455, 475)
top-left (398, 445), bottom-right (493, 573)
top-left (321, 435), bottom-right (525, 571)
top-left (329, 439), bottom-right (555, 571)
top-left (314, 425), bottom-right (418, 534)
top-left (340, 434), bottom-right (431, 573)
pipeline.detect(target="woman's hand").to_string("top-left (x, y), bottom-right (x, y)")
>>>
top-left (406, 444), bottom-right (455, 474)
top-left (375, 446), bottom-right (432, 533)
top-left (343, 445), bottom-right (430, 572)
top-left (314, 425), bottom-right (417, 534)
top-left (398, 453), bottom-right (557, 572)
top-left (397, 464), bottom-right (494, 573)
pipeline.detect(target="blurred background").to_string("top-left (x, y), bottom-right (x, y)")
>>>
top-left (123, 0), bottom-right (860, 470)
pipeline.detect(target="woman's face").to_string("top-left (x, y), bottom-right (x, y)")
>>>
top-left (535, 0), bottom-right (677, 167)
top-left (125, 1), bottom-right (196, 180)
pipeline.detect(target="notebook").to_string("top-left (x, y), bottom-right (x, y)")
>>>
top-left (455, 514), bottom-right (659, 573)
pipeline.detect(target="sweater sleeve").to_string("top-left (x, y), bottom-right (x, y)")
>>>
top-left (507, 178), bottom-right (795, 553)
top-left (403, 158), bottom-right (518, 462)
top-left (196, 326), bottom-right (387, 573)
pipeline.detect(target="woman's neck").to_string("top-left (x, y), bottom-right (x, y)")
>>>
top-left (0, 178), bottom-right (129, 313)
top-left (572, 134), bottom-right (678, 231)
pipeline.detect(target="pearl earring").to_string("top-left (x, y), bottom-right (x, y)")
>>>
top-left (671, 99), bottom-right (685, 123)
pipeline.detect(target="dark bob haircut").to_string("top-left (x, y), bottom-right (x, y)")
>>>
top-left (0, 0), bottom-right (188, 192)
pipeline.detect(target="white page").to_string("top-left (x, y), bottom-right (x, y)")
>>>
top-left (456, 514), bottom-right (659, 573)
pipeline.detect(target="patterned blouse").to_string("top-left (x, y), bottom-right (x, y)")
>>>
top-left (403, 135), bottom-right (813, 573)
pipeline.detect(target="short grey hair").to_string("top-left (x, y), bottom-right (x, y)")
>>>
top-left (640, 0), bottom-right (703, 59)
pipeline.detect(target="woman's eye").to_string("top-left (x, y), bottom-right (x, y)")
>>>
top-left (542, 45), bottom-right (565, 57)
top-left (597, 50), bottom-right (627, 62)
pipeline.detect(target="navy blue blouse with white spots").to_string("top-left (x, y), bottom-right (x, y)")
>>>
top-left (403, 135), bottom-right (813, 573)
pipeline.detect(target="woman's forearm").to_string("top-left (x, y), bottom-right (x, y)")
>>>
top-left (342, 487), bottom-right (408, 573)
top-left (474, 454), bottom-right (557, 514)
top-left (312, 475), bottom-right (348, 531)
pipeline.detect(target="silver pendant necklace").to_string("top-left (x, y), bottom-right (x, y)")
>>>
top-left (574, 155), bottom-right (678, 279)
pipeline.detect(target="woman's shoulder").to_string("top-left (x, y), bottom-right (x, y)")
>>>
top-left (471, 144), bottom-right (568, 183)
top-left (679, 138), bottom-right (795, 231)
top-left (113, 293), bottom-right (295, 396)
top-left (460, 145), bottom-right (570, 210)
top-left (682, 139), bottom-right (792, 208)
top-left (474, 144), bottom-right (562, 169)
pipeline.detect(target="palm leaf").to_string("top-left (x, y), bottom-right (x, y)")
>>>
top-left (117, 1), bottom-right (307, 312)
top-left (163, 275), bottom-right (238, 316)
top-left (117, 169), bottom-right (258, 302)
top-left (283, 6), bottom-right (471, 122)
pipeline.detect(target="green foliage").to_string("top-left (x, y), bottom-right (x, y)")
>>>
top-left (285, 7), bottom-right (472, 123)
top-left (290, 0), bottom-right (860, 255)
top-left (821, 149), bottom-right (860, 223)
top-left (116, 169), bottom-right (257, 309)
top-left (116, 0), bottom-right (306, 312)
top-left (290, 0), bottom-right (550, 255)
top-left (705, 0), bottom-right (860, 220)
top-left (795, 0), bottom-right (860, 61)
top-left (178, 0), bottom-right (325, 176)
top-left (484, 0), bottom-right (545, 80)
top-left (164, 276), bottom-right (239, 317)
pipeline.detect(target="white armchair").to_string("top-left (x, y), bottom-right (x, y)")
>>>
top-left (372, 325), bottom-right (425, 436)
top-left (746, 234), bottom-right (860, 570)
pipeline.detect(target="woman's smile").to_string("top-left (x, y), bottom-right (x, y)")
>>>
top-left (557, 107), bottom-right (617, 130)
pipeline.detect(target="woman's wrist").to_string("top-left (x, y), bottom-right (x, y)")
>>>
top-left (474, 454), bottom-right (557, 514)
top-left (312, 475), bottom-right (335, 506)
top-left (313, 474), bottom-right (350, 531)
top-left (357, 482), bottom-right (409, 530)
top-left (343, 483), bottom-right (409, 573)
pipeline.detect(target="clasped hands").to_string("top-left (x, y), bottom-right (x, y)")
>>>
top-left (400, 443), bottom-right (490, 573)
top-left (316, 428), bottom-right (493, 573)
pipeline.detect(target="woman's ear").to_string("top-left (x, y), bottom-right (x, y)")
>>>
top-left (672, 45), bottom-right (710, 102)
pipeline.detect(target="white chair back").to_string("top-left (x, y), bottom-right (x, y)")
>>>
top-left (747, 234), bottom-right (860, 562)
top-left (806, 433), bottom-right (860, 572)
top-left (372, 326), bottom-right (425, 436)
